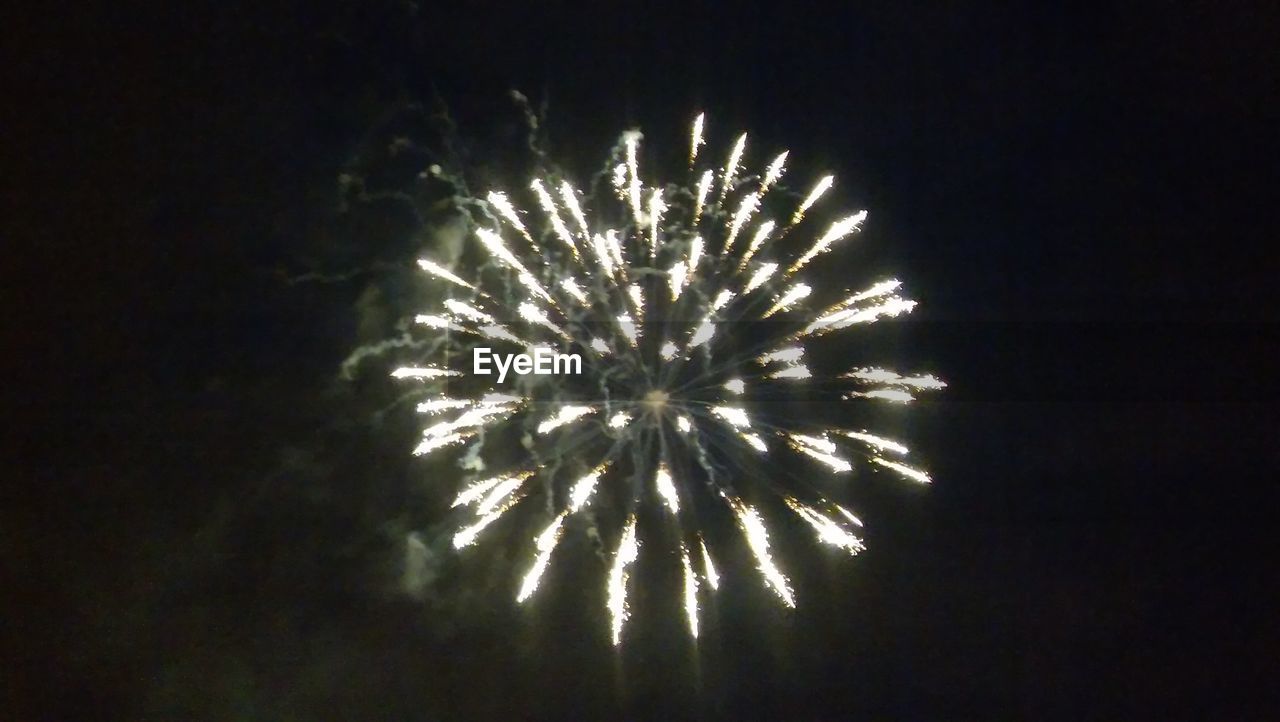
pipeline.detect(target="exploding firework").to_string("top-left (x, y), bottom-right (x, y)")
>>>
top-left (393, 111), bottom-right (943, 644)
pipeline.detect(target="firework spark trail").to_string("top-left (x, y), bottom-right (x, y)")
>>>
top-left (390, 111), bottom-right (943, 644)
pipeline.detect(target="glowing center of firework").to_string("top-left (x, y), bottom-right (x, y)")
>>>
top-left (642, 388), bottom-right (670, 412)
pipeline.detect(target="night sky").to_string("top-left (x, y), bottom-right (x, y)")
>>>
top-left (7, 2), bottom-right (1279, 719)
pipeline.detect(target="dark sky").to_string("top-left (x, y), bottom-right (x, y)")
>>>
top-left (6, 1), bottom-right (1279, 719)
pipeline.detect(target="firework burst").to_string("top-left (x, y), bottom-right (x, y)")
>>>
top-left (394, 112), bottom-right (943, 645)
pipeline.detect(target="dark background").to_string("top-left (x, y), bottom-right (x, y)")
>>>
top-left (5, 1), bottom-right (1278, 719)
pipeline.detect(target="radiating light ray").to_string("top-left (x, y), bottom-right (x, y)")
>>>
top-left (608, 515), bottom-right (639, 646)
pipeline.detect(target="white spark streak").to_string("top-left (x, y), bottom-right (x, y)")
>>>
top-left (625, 130), bottom-right (643, 225)
top-left (531, 179), bottom-right (580, 261)
top-left (768, 364), bottom-right (812, 380)
top-left (648, 188), bottom-right (665, 260)
top-left (688, 317), bottom-right (716, 349)
top-left (843, 430), bottom-right (910, 455)
top-left (474, 228), bottom-right (553, 302)
top-left (417, 259), bottom-right (479, 293)
top-left (789, 211), bottom-right (868, 274)
top-left (699, 538), bottom-right (720, 590)
top-left (744, 262), bottom-right (778, 293)
top-left (391, 366), bottom-right (459, 379)
top-left (738, 221), bottom-right (775, 270)
top-left (720, 133), bottom-right (748, 201)
top-left (711, 406), bottom-right (751, 428)
top-left (758, 346), bottom-right (804, 365)
top-left (733, 502), bottom-right (794, 606)
top-left (560, 278), bottom-right (588, 304)
top-left (761, 151), bottom-right (788, 190)
top-left (660, 341), bottom-right (678, 360)
top-left (451, 474), bottom-right (508, 508)
top-left (608, 516), bottom-right (639, 646)
top-left (559, 181), bottom-right (591, 239)
top-left (537, 404), bottom-right (595, 434)
top-left (871, 456), bottom-right (933, 484)
top-left (724, 191), bottom-right (760, 253)
top-left (608, 411), bottom-right (631, 429)
top-left (690, 112), bottom-right (705, 166)
top-left (676, 416), bottom-right (692, 433)
top-left (517, 513), bottom-right (567, 603)
top-left (724, 378), bottom-right (745, 395)
top-left (846, 388), bottom-right (917, 403)
top-left (568, 466), bottom-right (606, 511)
top-left (693, 170), bottom-right (713, 224)
top-left (844, 367), bottom-right (948, 390)
top-left (682, 546), bottom-right (700, 638)
top-left (519, 302), bottom-right (570, 340)
top-left (786, 499), bottom-right (864, 554)
top-left (655, 463), bottom-right (679, 513)
top-left (487, 191), bottom-right (533, 243)
top-left (791, 175), bottom-right (833, 224)
top-left (762, 283), bottom-right (812, 318)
